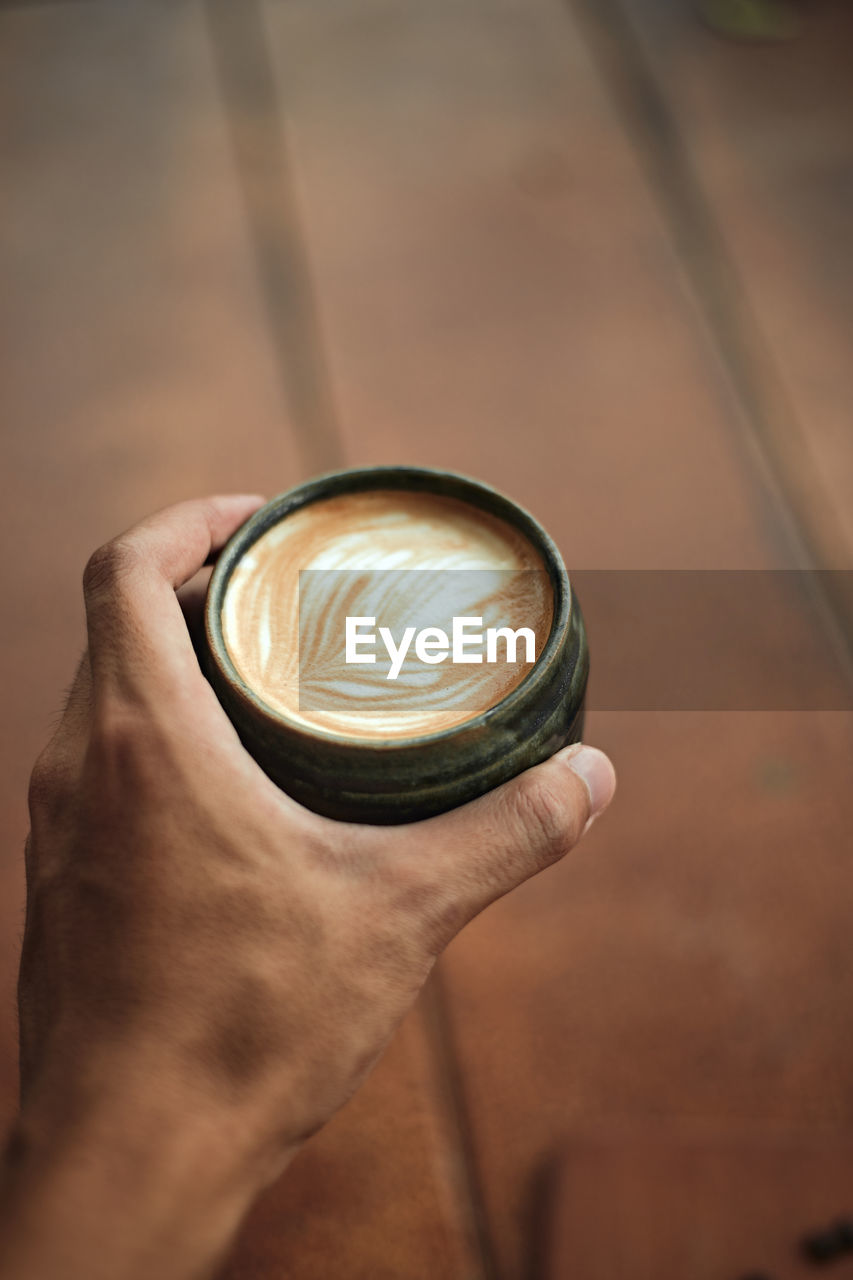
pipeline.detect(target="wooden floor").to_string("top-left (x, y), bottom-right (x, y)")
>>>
top-left (1, 2), bottom-right (851, 1276)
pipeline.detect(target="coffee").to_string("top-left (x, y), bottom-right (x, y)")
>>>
top-left (202, 466), bottom-right (587, 824)
top-left (221, 489), bottom-right (554, 739)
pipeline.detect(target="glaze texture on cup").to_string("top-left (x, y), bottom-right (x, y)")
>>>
top-left (201, 466), bottom-right (589, 824)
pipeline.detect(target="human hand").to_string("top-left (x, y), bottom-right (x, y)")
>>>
top-left (4, 494), bottom-right (615, 1280)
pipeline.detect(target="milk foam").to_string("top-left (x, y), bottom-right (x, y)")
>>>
top-left (221, 489), bottom-right (554, 739)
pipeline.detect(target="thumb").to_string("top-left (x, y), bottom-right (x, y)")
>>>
top-left (407, 743), bottom-right (616, 939)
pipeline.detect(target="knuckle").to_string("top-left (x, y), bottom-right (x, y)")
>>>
top-left (86, 699), bottom-right (146, 775)
top-left (82, 538), bottom-right (141, 598)
top-left (510, 771), bottom-right (579, 863)
top-left (27, 750), bottom-right (57, 817)
top-left (198, 496), bottom-right (225, 531)
top-left (89, 699), bottom-right (140, 751)
top-left (85, 698), bottom-right (176, 798)
top-left (27, 746), bottom-right (75, 834)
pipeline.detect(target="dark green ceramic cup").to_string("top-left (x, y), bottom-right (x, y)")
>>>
top-left (201, 465), bottom-right (588, 824)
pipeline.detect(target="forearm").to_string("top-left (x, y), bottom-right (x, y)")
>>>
top-left (0, 1063), bottom-right (290, 1280)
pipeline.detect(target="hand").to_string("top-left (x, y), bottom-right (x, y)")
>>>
top-left (2, 494), bottom-right (616, 1280)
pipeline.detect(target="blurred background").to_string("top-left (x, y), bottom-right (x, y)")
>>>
top-left (1, 1), bottom-right (852, 1276)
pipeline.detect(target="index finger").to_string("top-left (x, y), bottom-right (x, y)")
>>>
top-left (82, 493), bottom-right (266, 698)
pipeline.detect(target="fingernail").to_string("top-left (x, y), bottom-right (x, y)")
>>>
top-left (558, 744), bottom-right (616, 819)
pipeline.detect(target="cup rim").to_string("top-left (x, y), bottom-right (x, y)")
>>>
top-left (203, 464), bottom-right (574, 752)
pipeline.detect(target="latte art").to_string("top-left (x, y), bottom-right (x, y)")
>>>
top-left (221, 490), bottom-right (554, 739)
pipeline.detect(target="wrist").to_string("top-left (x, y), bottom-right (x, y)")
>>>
top-left (0, 1054), bottom-right (298, 1280)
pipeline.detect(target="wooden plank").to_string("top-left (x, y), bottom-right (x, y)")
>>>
top-left (604, 0), bottom-right (853, 571)
top-left (542, 1126), bottom-right (853, 1280)
top-left (440, 709), bottom-right (853, 1276)
top-left (258, 3), bottom-right (853, 1275)
top-left (262, 0), bottom-right (803, 571)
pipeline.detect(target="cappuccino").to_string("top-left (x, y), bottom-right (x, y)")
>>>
top-left (202, 466), bottom-right (587, 823)
top-left (221, 490), bottom-right (554, 739)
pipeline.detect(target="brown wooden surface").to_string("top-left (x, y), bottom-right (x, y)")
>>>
top-left (1, 2), bottom-right (851, 1278)
top-left (613, 0), bottom-right (853, 572)
top-left (224, 998), bottom-right (482, 1280)
top-left (542, 1125), bottom-right (853, 1280)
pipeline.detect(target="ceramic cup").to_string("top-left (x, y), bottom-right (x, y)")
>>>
top-left (201, 465), bottom-right (588, 824)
